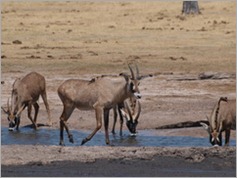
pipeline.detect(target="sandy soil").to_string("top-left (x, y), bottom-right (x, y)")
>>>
top-left (1, 1), bottom-right (236, 177)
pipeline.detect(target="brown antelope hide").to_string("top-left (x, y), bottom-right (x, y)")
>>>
top-left (112, 97), bottom-right (141, 136)
top-left (57, 64), bottom-right (141, 146)
top-left (201, 97), bottom-right (236, 146)
top-left (1, 72), bottom-right (51, 131)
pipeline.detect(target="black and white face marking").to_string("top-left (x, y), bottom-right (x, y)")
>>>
top-left (8, 113), bottom-right (17, 131)
top-left (210, 130), bottom-right (222, 146)
top-left (126, 119), bottom-right (138, 135)
top-left (130, 80), bottom-right (141, 99)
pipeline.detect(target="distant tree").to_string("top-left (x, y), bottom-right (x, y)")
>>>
top-left (182, 1), bottom-right (201, 15)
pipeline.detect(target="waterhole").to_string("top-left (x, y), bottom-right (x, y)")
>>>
top-left (1, 127), bottom-right (236, 147)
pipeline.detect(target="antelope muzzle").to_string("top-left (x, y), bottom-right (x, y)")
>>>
top-left (126, 120), bottom-right (138, 136)
top-left (210, 131), bottom-right (222, 146)
top-left (8, 115), bottom-right (19, 131)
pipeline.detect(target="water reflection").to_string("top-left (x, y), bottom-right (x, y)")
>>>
top-left (1, 127), bottom-right (236, 147)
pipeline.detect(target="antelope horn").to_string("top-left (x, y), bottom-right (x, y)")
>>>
top-left (135, 63), bottom-right (140, 79)
top-left (7, 98), bottom-right (10, 112)
top-left (128, 64), bottom-right (135, 80)
top-left (124, 101), bottom-right (133, 120)
top-left (16, 104), bottom-right (25, 117)
top-left (135, 100), bottom-right (141, 122)
top-left (120, 108), bottom-right (129, 122)
top-left (1, 106), bottom-right (8, 114)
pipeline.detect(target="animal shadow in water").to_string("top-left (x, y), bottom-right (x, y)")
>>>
top-left (22, 123), bottom-right (50, 128)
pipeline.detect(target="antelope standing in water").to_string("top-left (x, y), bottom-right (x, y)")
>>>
top-left (201, 97), bottom-right (236, 146)
top-left (57, 64), bottom-right (141, 146)
top-left (1, 72), bottom-right (51, 130)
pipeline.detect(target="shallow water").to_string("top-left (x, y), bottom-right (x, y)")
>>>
top-left (1, 127), bottom-right (236, 147)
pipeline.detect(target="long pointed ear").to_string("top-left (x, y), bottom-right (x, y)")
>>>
top-left (1, 106), bottom-right (9, 114)
top-left (124, 101), bottom-right (133, 119)
top-left (120, 108), bottom-right (129, 122)
top-left (200, 122), bottom-right (210, 133)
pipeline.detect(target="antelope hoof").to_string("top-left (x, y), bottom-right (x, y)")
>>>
top-left (106, 139), bottom-right (110, 145)
top-left (69, 135), bottom-right (74, 143)
top-left (59, 141), bottom-right (65, 146)
top-left (33, 124), bottom-right (38, 130)
top-left (81, 138), bottom-right (89, 145)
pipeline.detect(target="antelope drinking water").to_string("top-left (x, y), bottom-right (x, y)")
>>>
top-left (1, 72), bottom-right (51, 131)
top-left (201, 97), bottom-right (236, 146)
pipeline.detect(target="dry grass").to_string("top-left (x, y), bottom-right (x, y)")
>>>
top-left (1, 1), bottom-right (236, 75)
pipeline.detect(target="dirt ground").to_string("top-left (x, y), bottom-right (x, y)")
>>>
top-left (1, 1), bottom-right (236, 177)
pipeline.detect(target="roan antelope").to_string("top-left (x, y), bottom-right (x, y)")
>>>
top-left (201, 97), bottom-right (236, 146)
top-left (58, 64), bottom-right (141, 146)
top-left (1, 72), bottom-right (51, 131)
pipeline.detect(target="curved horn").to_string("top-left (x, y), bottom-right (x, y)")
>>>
top-left (135, 100), bottom-right (141, 122)
top-left (1, 106), bottom-right (8, 114)
top-left (128, 64), bottom-right (135, 80)
top-left (16, 104), bottom-right (25, 117)
top-left (135, 63), bottom-right (140, 79)
top-left (7, 98), bottom-right (11, 112)
top-left (124, 101), bottom-right (133, 120)
top-left (120, 108), bottom-right (129, 122)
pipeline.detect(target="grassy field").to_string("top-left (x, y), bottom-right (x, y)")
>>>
top-left (1, 1), bottom-right (236, 76)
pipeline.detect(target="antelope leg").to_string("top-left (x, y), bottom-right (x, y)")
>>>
top-left (111, 107), bottom-right (117, 134)
top-left (81, 107), bottom-right (102, 145)
top-left (225, 130), bottom-right (231, 146)
top-left (104, 108), bottom-right (110, 145)
top-left (59, 104), bottom-right (75, 145)
top-left (33, 102), bottom-right (39, 123)
top-left (27, 104), bottom-right (38, 129)
top-left (41, 90), bottom-right (52, 126)
top-left (118, 106), bottom-right (124, 136)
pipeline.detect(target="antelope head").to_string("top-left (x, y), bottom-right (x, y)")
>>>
top-left (200, 97), bottom-right (228, 146)
top-left (128, 64), bottom-right (141, 99)
top-left (120, 100), bottom-right (141, 136)
top-left (201, 121), bottom-right (223, 146)
top-left (1, 98), bottom-right (24, 131)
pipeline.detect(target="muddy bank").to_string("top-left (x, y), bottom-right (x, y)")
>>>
top-left (1, 145), bottom-right (236, 177)
top-left (2, 156), bottom-right (236, 177)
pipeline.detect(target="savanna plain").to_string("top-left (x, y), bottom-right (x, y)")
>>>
top-left (1, 1), bottom-right (236, 177)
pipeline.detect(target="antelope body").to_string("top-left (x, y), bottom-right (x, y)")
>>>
top-left (1, 72), bottom-right (51, 130)
top-left (201, 97), bottom-right (236, 146)
top-left (58, 65), bottom-right (141, 145)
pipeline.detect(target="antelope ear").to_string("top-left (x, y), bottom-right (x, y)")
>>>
top-left (1, 106), bottom-right (9, 114)
top-left (200, 122), bottom-right (210, 133)
top-left (120, 109), bottom-right (129, 121)
top-left (120, 108), bottom-right (127, 117)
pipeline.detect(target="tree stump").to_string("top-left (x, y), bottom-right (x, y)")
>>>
top-left (182, 1), bottom-right (201, 15)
